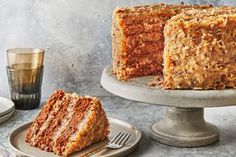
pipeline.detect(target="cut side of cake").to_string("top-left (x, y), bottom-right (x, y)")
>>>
top-left (112, 3), bottom-right (212, 80)
top-left (25, 90), bottom-right (109, 156)
top-left (163, 7), bottom-right (236, 89)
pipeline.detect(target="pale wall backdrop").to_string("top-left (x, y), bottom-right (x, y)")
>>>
top-left (0, 0), bottom-right (235, 98)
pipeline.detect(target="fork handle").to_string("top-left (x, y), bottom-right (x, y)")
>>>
top-left (79, 144), bottom-right (107, 157)
top-left (91, 146), bottom-right (109, 157)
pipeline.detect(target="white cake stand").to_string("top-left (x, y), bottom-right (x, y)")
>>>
top-left (101, 65), bottom-right (236, 147)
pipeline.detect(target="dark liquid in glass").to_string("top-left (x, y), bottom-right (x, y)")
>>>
top-left (7, 63), bottom-right (43, 110)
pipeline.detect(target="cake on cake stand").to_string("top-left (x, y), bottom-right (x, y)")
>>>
top-left (101, 65), bottom-right (236, 147)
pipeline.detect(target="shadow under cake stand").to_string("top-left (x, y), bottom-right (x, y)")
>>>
top-left (101, 65), bottom-right (236, 147)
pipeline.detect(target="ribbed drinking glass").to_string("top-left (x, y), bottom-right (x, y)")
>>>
top-left (6, 48), bottom-right (44, 110)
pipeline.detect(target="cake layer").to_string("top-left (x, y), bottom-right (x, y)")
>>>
top-left (163, 7), bottom-right (236, 89)
top-left (25, 90), bottom-right (65, 143)
top-left (53, 97), bottom-right (92, 155)
top-left (123, 23), bottom-right (163, 35)
top-left (125, 32), bottom-right (163, 43)
top-left (31, 94), bottom-right (73, 151)
top-left (25, 90), bottom-right (109, 157)
top-left (112, 3), bottom-right (212, 80)
top-left (62, 97), bottom-right (109, 156)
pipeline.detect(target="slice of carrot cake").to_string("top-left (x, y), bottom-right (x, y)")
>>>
top-left (112, 3), bottom-right (212, 80)
top-left (25, 90), bottom-right (109, 156)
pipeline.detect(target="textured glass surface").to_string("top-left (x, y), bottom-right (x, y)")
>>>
top-left (6, 48), bottom-right (44, 110)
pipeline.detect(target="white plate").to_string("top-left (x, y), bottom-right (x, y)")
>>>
top-left (0, 108), bottom-right (14, 124)
top-left (0, 97), bottom-right (14, 117)
top-left (8, 118), bottom-right (142, 157)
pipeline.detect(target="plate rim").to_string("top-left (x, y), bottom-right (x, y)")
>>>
top-left (0, 108), bottom-right (15, 124)
top-left (8, 117), bottom-right (142, 157)
top-left (0, 97), bottom-right (14, 117)
top-left (0, 107), bottom-right (14, 118)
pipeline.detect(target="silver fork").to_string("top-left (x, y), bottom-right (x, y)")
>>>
top-left (87, 132), bottom-right (131, 156)
top-left (106, 132), bottom-right (131, 149)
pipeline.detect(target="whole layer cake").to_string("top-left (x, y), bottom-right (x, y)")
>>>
top-left (112, 3), bottom-right (212, 80)
top-left (163, 7), bottom-right (236, 89)
top-left (25, 90), bottom-right (109, 156)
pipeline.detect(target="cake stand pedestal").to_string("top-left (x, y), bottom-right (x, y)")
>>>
top-left (101, 65), bottom-right (236, 147)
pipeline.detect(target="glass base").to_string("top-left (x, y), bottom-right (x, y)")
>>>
top-left (11, 93), bottom-right (41, 110)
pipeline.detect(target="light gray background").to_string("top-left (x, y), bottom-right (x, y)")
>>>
top-left (0, 0), bottom-right (236, 98)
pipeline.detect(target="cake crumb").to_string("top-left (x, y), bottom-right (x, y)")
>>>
top-left (149, 75), bottom-right (163, 87)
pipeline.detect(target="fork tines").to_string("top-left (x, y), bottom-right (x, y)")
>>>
top-left (109, 132), bottom-right (131, 145)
